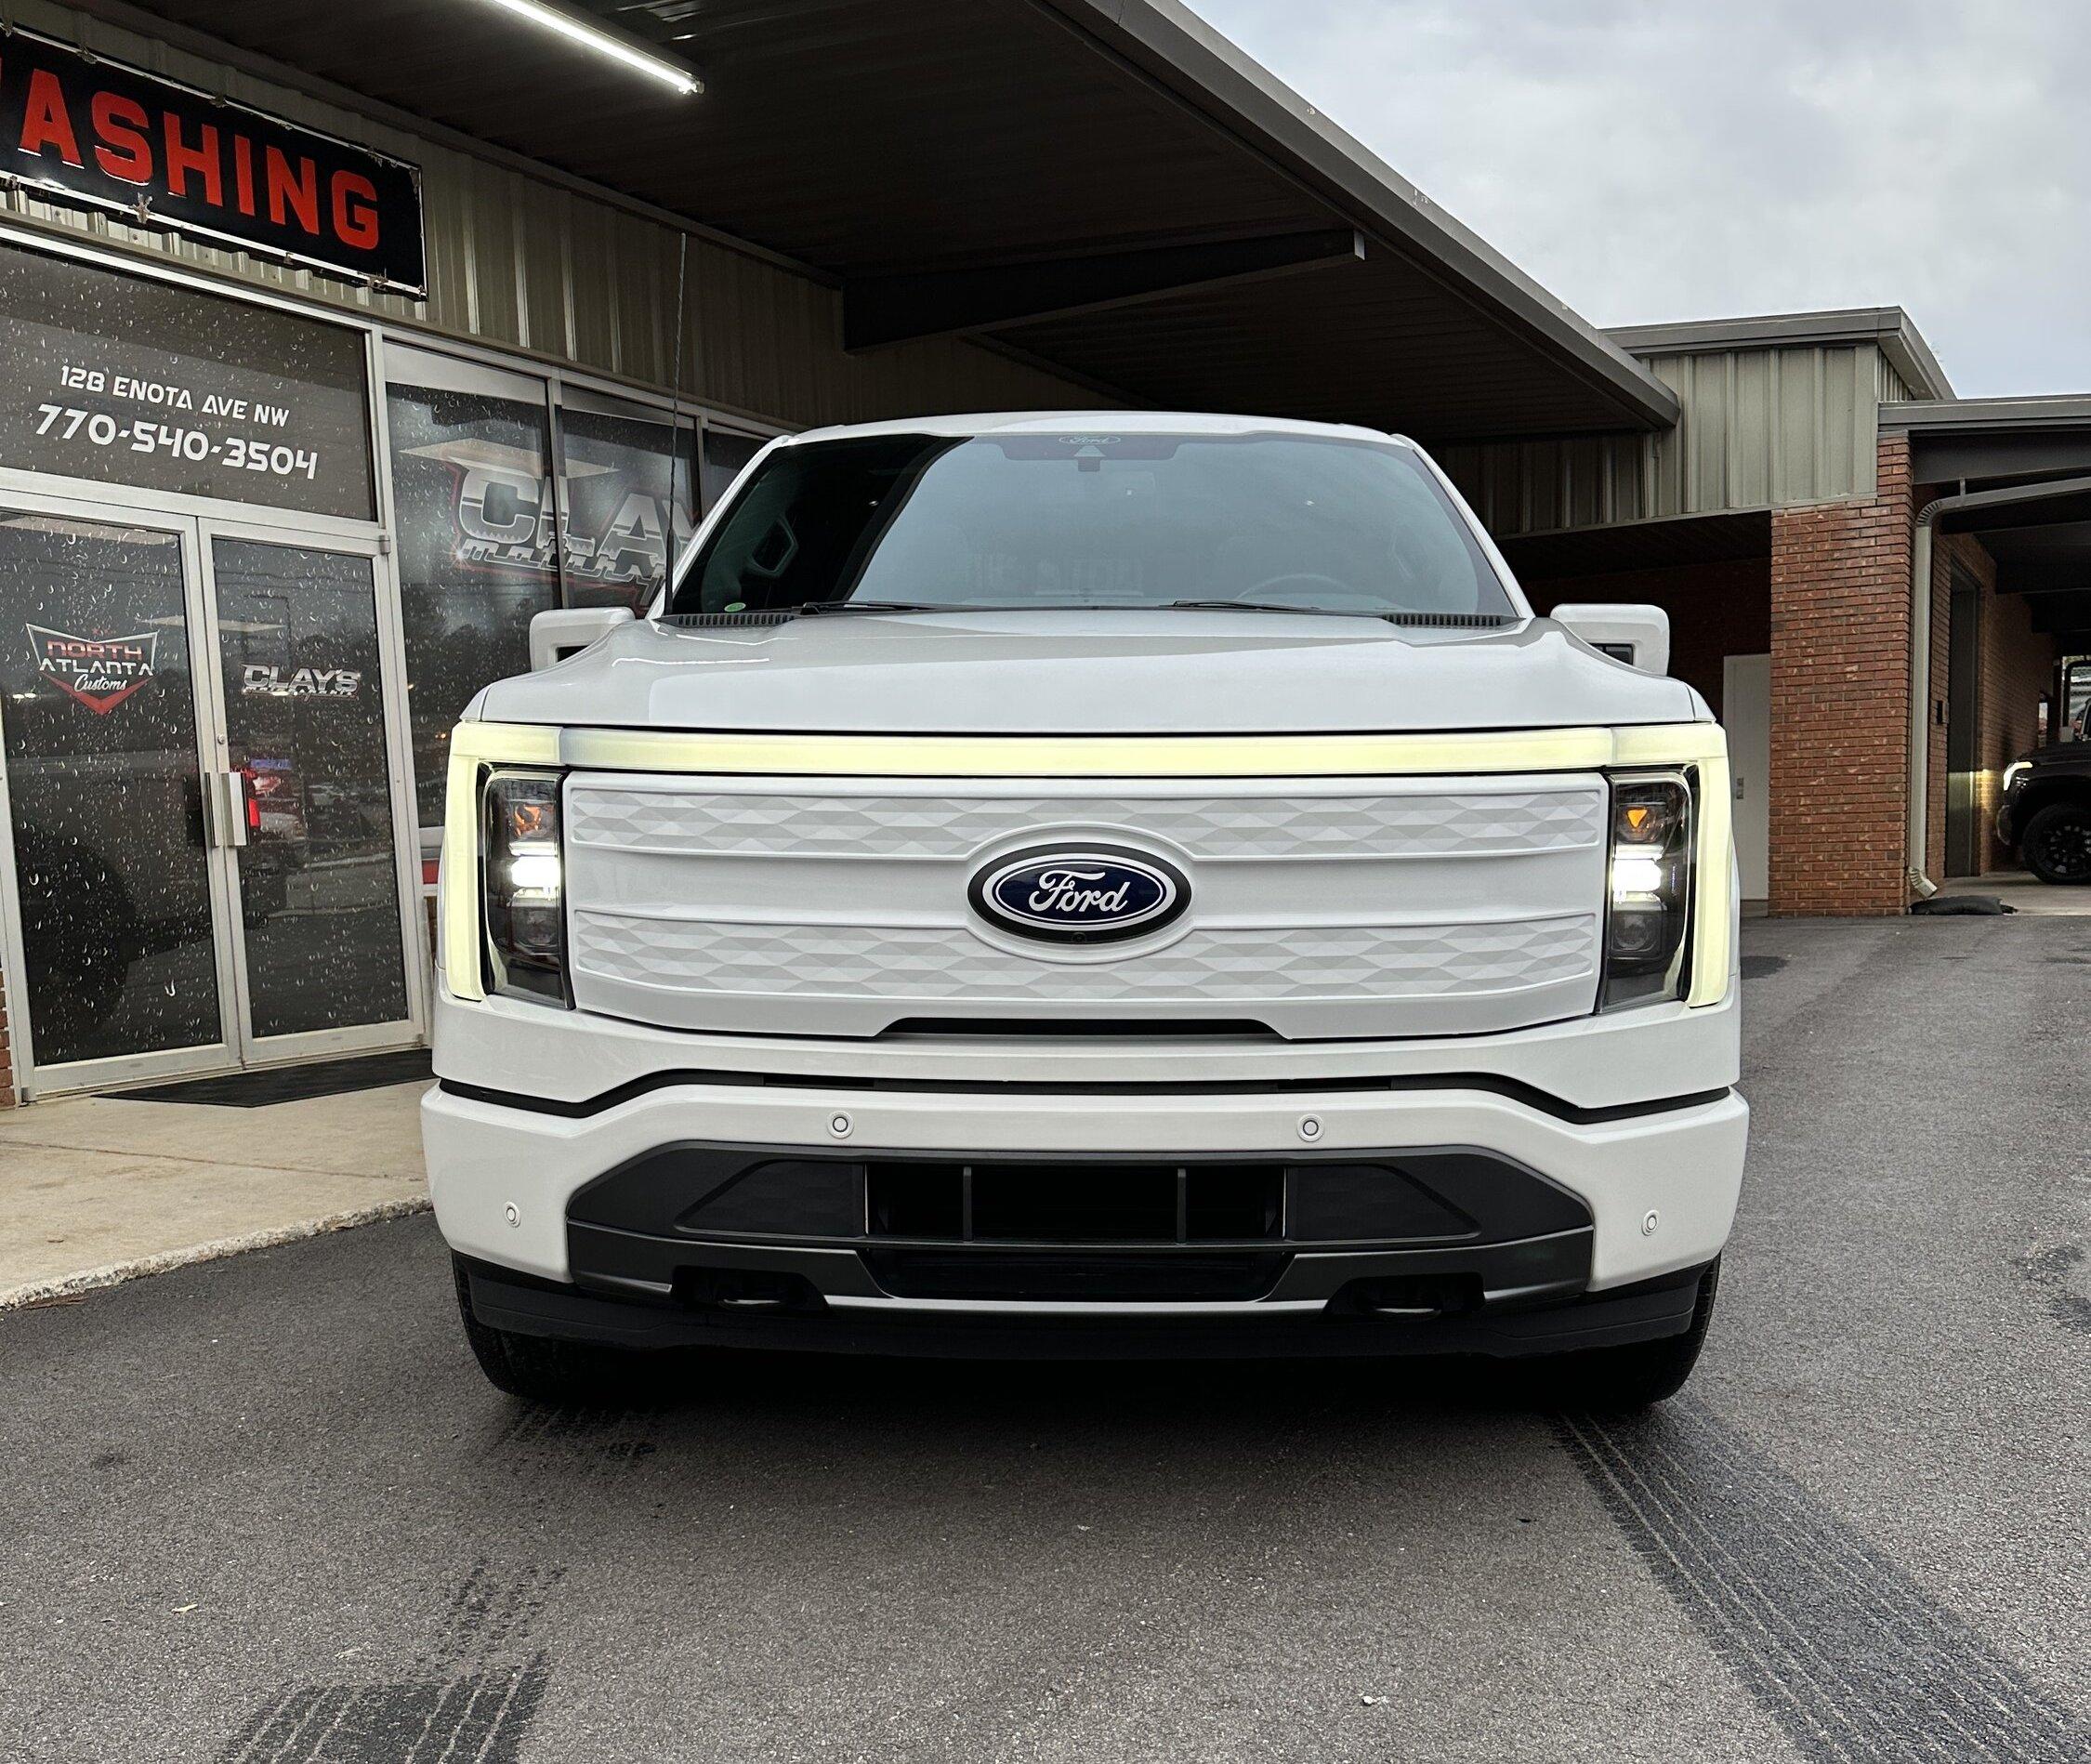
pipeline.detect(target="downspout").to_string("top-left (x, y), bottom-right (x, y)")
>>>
top-left (1905, 470), bottom-right (2091, 898)
top-left (1907, 505), bottom-right (1941, 899)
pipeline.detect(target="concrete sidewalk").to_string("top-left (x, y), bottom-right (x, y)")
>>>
top-left (0, 1077), bottom-right (429, 1308)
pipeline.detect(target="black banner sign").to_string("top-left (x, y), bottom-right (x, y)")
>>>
top-left (0, 32), bottom-right (425, 292)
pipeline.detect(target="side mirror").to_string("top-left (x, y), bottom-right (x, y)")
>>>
top-left (529, 605), bottom-right (633, 672)
top-left (1551, 602), bottom-right (1670, 676)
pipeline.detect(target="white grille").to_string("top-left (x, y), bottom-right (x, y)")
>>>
top-left (563, 771), bottom-right (1609, 1038)
top-left (568, 783), bottom-right (1602, 861)
top-left (573, 913), bottom-right (1595, 1001)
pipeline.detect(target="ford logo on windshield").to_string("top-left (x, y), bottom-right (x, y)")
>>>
top-left (969, 845), bottom-right (1190, 944)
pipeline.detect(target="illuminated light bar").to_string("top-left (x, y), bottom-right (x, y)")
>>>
top-left (473, 0), bottom-right (703, 96)
top-left (440, 719), bottom-right (1734, 1008)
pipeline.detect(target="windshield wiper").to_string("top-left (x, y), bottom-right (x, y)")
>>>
top-left (1163, 600), bottom-right (1519, 626)
top-left (1159, 599), bottom-right (1371, 617)
top-left (795, 599), bottom-right (957, 615)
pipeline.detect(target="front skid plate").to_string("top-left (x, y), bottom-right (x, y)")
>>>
top-left (461, 1257), bottom-right (1708, 1362)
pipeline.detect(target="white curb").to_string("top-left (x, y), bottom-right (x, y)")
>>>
top-left (0, 1193), bottom-right (432, 1312)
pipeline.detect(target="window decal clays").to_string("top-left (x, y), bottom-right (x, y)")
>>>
top-left (240, 664), bottom-right (362, 698)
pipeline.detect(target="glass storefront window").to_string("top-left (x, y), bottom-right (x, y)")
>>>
top-left (0, 241), bottom-right (375, 520)
top-left (388, 356), bottom-right (730, 850)
top-left (558, 404), bottom-right (697, 611)
top-left (0, 243), bottom-right (785, 1087)
top-left (387, 375), bottom-right (559, 844)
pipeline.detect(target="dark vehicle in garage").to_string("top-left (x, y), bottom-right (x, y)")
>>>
top-left (1998, 744), bottom-right (2091, 884)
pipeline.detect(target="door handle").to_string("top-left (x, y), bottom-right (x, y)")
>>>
top-left (204, 770), bottom-right (251, 849)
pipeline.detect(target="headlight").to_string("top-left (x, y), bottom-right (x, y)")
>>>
top-left (2002, 760), bottom-right (2029, 795)
top-left (480, 768), bottom-right (569, 1006)
top-left (1602, 770), bottom-right (1693, 1010)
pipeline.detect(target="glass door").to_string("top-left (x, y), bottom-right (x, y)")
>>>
top-left (0, 498), bottom-right (237, 1087)
top-left (0, 494), bottom-right (422, 1095)
top-left (201, 527), bottom-right (418, 1060)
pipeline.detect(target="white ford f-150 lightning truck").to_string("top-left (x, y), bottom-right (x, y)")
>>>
top-left (423, 413), bottom-right (1747, 1407)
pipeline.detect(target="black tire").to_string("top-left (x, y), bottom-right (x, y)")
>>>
top-left (452, 1257), bottom-right (643, 1403)
top-left (1547, 1258), bottom-right (1720, 1410)
top-left (2020, 801), bottom-right (2091, 886)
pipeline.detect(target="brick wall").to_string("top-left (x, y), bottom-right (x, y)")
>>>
top-left (1768, 434), bottom-right (1915, 915)
top-left (1520, 558), bottom-right (1770, 718)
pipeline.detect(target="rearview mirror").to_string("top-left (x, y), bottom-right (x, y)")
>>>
top-left (529, 605), bottom-right (633, 671)
top-left (1551, 602), bottom-right (1670, 676)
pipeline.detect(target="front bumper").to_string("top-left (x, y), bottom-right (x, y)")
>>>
top-left (423, 1061), bottom-right (1746, 1356)
top-left (456, 1251), bottom-right (1718, 1361)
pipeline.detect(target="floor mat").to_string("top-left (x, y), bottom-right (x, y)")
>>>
top-left (105, 1048), bottom-right (433, 1108)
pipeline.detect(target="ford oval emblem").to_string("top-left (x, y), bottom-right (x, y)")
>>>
top-left (969, 844), bottom-right (1190, 944)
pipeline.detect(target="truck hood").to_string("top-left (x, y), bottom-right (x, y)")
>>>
top-left (473, 610), bottom-right (1707, 734)
top-left (2018, 741), bottom-right (2087, 769)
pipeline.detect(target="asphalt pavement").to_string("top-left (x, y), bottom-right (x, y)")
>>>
top-left (2, 916), bottom-right (2086, 1763)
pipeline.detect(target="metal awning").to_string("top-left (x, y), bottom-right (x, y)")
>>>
top-left (1887, 401), bottom-right (2091, 645)
top-left (1885, 396), bottom-right (2091, 484)
top-left (1944, 497), bottom-right (2091, 645)
top-left (92, 0), bottom-right (1677, 443)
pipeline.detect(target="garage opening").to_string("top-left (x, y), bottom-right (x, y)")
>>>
top-left (1926, 487), bottom-right (2091, 906)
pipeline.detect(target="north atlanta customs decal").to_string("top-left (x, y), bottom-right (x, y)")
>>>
top-left (26, 624), bottom-right (158, 714)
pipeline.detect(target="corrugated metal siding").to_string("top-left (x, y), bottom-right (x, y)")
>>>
top-left (6, 0), bottom-right (1108, 426)
top-left (1876, 352), bottom-right (1918, 407)
top-left (1442, 343), bottom-right (1888, 537)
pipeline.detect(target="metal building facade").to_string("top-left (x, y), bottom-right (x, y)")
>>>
top-left (1441, 313), bottom-right (1950, 539)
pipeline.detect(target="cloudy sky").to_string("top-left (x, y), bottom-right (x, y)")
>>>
top-left (1184, 0), bottom-right (2091, 397)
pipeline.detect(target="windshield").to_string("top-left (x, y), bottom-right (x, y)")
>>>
top-left (665, 431), bottom-right (1518, 619)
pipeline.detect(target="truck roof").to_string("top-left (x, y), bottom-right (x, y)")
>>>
top-left (783, 411), bottom-right (1411, 446)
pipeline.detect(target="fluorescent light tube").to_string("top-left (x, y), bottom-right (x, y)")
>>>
top-left (475, 0), bottom-right (702, 96)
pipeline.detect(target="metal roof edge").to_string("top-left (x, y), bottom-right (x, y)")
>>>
top-left (1879, 394), bottom-right (2091, 432)
top-left (1038, 0), bottom-right (1680, 434)
top-left (1607, 307), bottom-right (1953, 401)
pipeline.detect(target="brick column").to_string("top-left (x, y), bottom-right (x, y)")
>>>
top-left (1767, 434), bottom-right (1915, 915)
